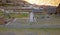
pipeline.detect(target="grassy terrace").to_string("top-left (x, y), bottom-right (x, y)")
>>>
top-left (0, 12), bottom-right (29, 24)
top-left (10, 13), bottom-right (29, 18)
top-left (33, 13), bottom-right (60, 25)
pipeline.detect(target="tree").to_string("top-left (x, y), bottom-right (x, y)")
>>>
top-left (56, 3), bottom-right (60, 15)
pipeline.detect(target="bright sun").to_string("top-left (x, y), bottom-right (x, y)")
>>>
top-left (25, 0), bottom-right (60, 6)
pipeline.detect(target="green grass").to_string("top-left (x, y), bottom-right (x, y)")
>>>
top-left (10, 13), bottom-right (29, 18)
top-left (0, 13), bottom-right (3, 16)
top-left (0, 26), bottom-right (60, 31)
top-left (0, 10), bottom-right (3, 16)
top-left (0, 27), bottom-right (60, 35)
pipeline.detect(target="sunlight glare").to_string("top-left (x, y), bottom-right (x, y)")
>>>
top-left (25, 0), bottom-right (60, 6)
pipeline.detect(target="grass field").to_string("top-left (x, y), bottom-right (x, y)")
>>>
top-left (0, 27), bottom-right (60, 35)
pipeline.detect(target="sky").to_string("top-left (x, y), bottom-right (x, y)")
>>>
top-left (25, 0), bottom-right (60, 6)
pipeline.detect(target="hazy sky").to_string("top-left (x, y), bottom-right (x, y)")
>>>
top-left (25, 0), bottom-right (60, 6)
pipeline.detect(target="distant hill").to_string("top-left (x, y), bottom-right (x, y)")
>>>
top-left (0, 0), bottom-right (57, 14)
